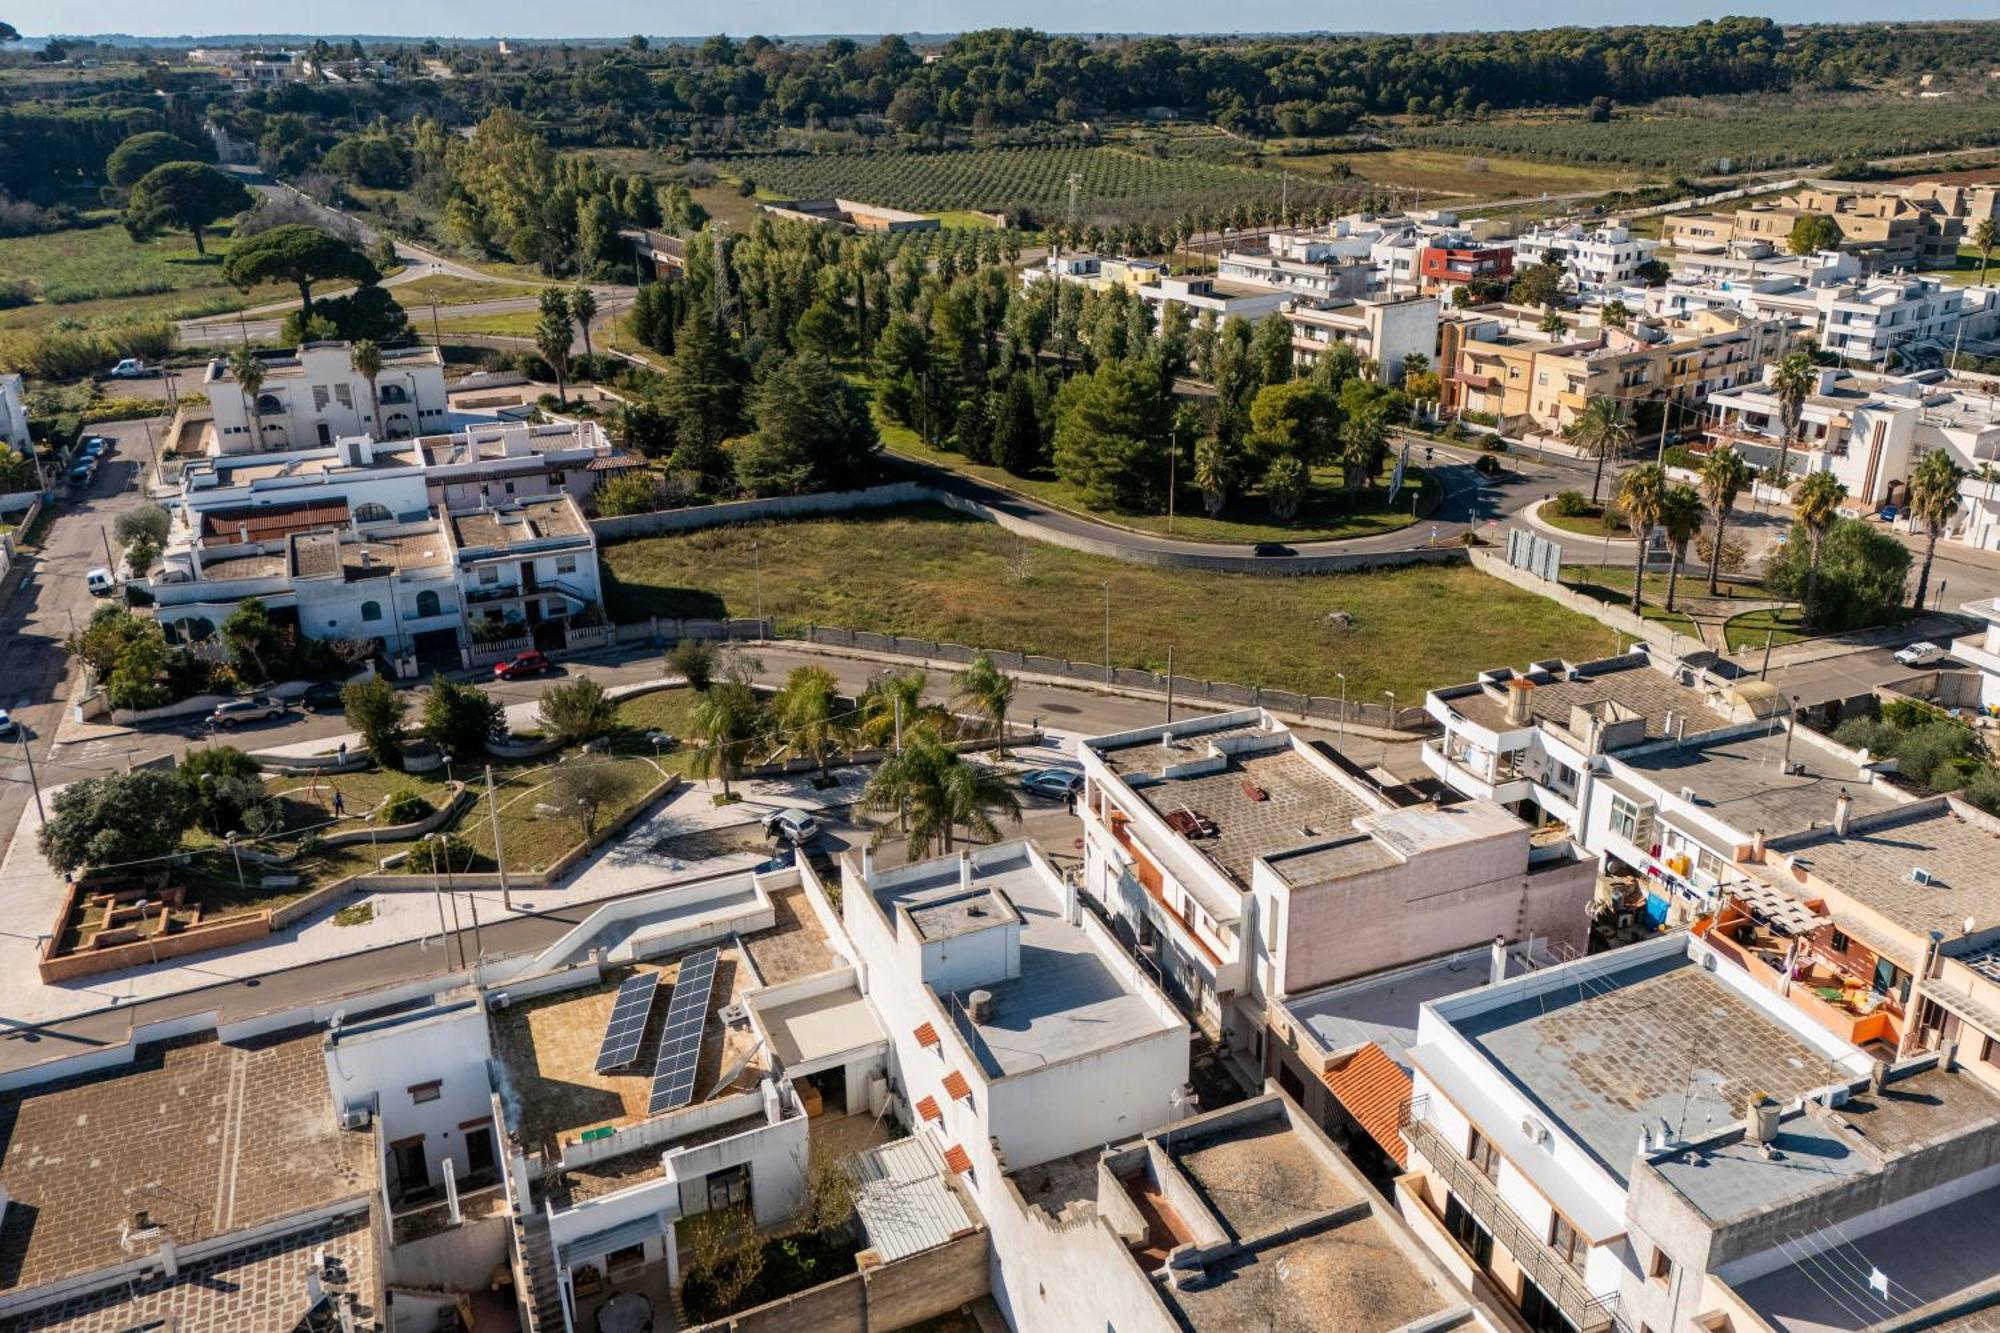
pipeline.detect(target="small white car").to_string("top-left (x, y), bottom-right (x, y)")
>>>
top-left (109, 358), bottom-right (148, 378)
top-left (762, 807), bottom-right (822, 845)
top-left (1893, 642), bottom-right (1946, 667)
top-left (85, 567), bottom-right (118, 596)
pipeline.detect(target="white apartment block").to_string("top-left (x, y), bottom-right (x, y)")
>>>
top-left (1950, 597), bottom-right (2000, 707)
top-left (1649, 265), bottom-right (1976, 370)
top-left (1078, 710), bottom-right (1596, 1079)
top-left (1282, 293), bottom-right (1440, 383)
top-left (1514, 221), bottom-right (1660, 292)
top-left (1399, 929), bottom-right (2000, 1333)
top-left (1215, 249), bottom-right (1374, 303)
top-left (204, 342), bottom-right (451, 452)
top-left (1135, 273), bottom-right (1292, 322)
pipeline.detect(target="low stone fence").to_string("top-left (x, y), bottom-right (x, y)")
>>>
top-left (316, 782), bottom-right (472, 850)
top-left (1469, 547), bottom-right (1701, 657)
top-left (613, 617), bottom-right (774, 647)
top-left (795, 626), bottom-right (1432, 732)
top-left (589, 481), bottom-right (930, 541)
top-left (37, 877), bottom-right (273, 983)
top-left (685, 1228), bottom-right (990, 1333)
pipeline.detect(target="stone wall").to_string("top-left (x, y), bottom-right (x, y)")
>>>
top-left (686, 1229), bottom-right (990, 1333)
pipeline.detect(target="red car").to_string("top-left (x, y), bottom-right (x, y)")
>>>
top-left (492, 651), bottom-right (553, 680)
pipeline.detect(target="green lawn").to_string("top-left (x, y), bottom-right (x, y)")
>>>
top-left (435, 308), bottom-right (542, 338)
top-left (1274, 148), bottom-right (1640, 200)
top-left (0, 214), bottom-right (291, 331)
top-left (1560, 565), bottom-right (1702, 639)
top-left (598, 502), bottom-right (1619, 700)
top-left (1537, 500), bottom-right (1628, 538)
top-left (877, 400), bottom-right (1433, 545)
top-left (456, 754), bottom-right (668, 873)
top-left (390, 274), bottom-right (544, 307)
top-left (1724, 605), bottom-right (1811, 653)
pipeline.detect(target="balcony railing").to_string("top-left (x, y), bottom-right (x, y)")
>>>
top-left (1401, 1098), bottom-right (1627, 1333)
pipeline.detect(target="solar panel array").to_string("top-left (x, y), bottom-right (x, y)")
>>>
top-left (648, 948), bottom-right (720, 1115)
top-left (593, 973), bottom-right (661, 1074)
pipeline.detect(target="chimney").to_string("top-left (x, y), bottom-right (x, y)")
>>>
top-left (238, 522), bottom-right (249, 545)
top-left (1751, 828), bottom-right (1766, 861)
top-left (1868, 1059), bottom-right (1889, 1094)
top-left (1833, 788), bottom-right (1853, 837)
top-left (1746, 1094), bottom-right (1780, 1145)
top-left (968, 990), bottom-right (994, 1023)
top-left (1505, 677), bottom-right (1536, 727)
top-left (959, 853), bottom-right (973, 893)
top-left (1489, 935), bottom-right (1509, 985)
top-left (359, 548), bottom-right (372, 568)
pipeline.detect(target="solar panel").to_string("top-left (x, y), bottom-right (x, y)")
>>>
top-left (647, 948), bottom-right (719, 1115)
top-left (593, 973), bottom-right (661, 1074)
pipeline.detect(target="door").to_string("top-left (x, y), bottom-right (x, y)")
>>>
top-left (520, 559), bottom-right (538, 591)
top-left (463, 1125), bottom-right (496, 1180)
top-left (391, 1137), bottom-right (430, 1201)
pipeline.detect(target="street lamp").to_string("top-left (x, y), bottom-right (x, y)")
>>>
top-left (1334, 671), bottom-right (1348, 745)
top-left (225, 831), bottom-right (245, 891)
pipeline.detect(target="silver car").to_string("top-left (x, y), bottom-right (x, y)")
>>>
top-left (210, 695), bottom-right (287, 727)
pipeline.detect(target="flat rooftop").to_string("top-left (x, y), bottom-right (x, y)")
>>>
top-left (1447, 948), bottom-right (1851, 1184)
top-left (1443, 655), bottom-right (1735, 742)
top-left (290, 527), bottom-right (451, 580)
top-left (491, 950), bottom-right (762, 1149)
top-left (1265, 801), bottom-right (1524, 890)
top-left (199, 498), bottom-right (350, 542)
top-left (873, 848), bottom-right (1180, 1079)
top-left (1729, 1183), bottom-right (2000, 1333)
top-left (0, 1030), bottom-right (374, 1296)
top-left (1770, 797), bottom-right (2000, 941)
top-left (451, 495), bottom-right (588, 550)
top-left (1618, 727), bottom-right (1906, 840)
top-left (196, 549), bottom-right (288, 580)
top-left (1283, 940), bottom-right (1551, 1069)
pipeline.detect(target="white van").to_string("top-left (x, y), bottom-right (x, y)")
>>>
top-left (85, 568), bottom-right (117, 596)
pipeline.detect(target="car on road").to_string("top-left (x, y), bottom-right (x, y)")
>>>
top-left (211, 695), bottom-right (287, 727)
top-left (85, 567), bottom-right (118, 596)
top-left (300, 681), bottom-right (348, 711)
top-left (492, 651), bottom-right (554, 680)
top-left (762, 807), bottom-right (822, 846)
top-left (109, 359), bottom-right (150, 379)
top-left (78, 436), bottom-right (110, 459)
top-left (1020, 768), bottom-right (1083, 800)
top-left (0, 709), bottom-right (17, 740)
top-left (68, 461), bottom-right (96, 488)
top-left (1251, 542), bottom-right (1295, 557)
top-left (1893, 641), bottom-right (1946, 667)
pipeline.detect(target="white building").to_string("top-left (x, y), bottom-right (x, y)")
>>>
top-left (1514, 220), bottom-right (1660, 292)
top-left (1282, 293), bottom-right (1440, 383)
top-left (846, 840), bottom-right (1190, 1205)
top-left (204, 342), bottom-right (451, 453)
top-left (0, 372), bottom-right (29, 453)
top-left (1952, 597), bottom-right (2000, 707)
top-left (1649, 263), bottom-right (1975, 370)
top-left (1399, 929), bottom-right (2000, 1333)
top-left (1215, 249), bottom-right (1374, 303)
top-left (1135, 273), bottom-right (1293, 323)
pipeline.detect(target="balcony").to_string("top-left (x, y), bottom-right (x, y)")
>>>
top-left (1402, 1100), bottom-right (1626, 1333)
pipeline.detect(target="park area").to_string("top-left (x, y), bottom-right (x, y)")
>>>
top-left (598, 502), bottom-right (1620, 701)
top-left (0, 212), bottom-right (292, 331)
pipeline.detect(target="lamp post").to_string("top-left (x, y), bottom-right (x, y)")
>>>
top-left (225, 831), bottom-right (245, 891)
top-left (1334, 671), bottom-right (1348, 746)
top-left (1102, 581), bottom-right (1111, 684)
top-left (427, 833), bottom-right (455, 970)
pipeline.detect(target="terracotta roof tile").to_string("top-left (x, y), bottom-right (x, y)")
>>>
top-left (942, 1070), bottom-right (972, 1102)
top-left (200, 499), bottom-right (350, 542)
top-left (942, 1144), bottom-right (973, 1175)
top-left (916, 1095), bottom-right (942, 1123)
top-left (1323, 1042), bottom-right (1414, 1168)
top-left (914, 1022), bottom-right (939, 1048)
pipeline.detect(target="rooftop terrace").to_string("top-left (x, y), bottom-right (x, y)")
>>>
top-left (1283, 940), bottom-right (1552, 1070)
top-left (1619, 725), bottom-right (1905, 839)
top-left (1770, 797), bottom-right (2000, 942)
top-left (1440, 653), bottom-right (1739, 743)
top-left (0, 1030), bottom-right (373, 1297)
top-left (450, 494), bottom-right (589, 551)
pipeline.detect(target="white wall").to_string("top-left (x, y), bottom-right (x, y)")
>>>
top-left (982, 1173), bottom-right (1179, 1333)
top-left (985, 1026), bottom-right (1190, 1170)
top-left (322, 1004), bottom-right (496, 1192)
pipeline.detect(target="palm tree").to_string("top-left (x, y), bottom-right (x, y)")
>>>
top-left (860, 731), bottom-right (1021, 858)
top-left (348, 338), bottom-right (382, 437)
top-left (1698, 446), bottom-right (1752, 596)
top-left (1337, 409), bottom-right (1388, 493)
top-left (1563, 395), bottom-right (1633, 505)
top-left (1769, 350), bottom-right (1818, 489)
top-left (569, 286), bottom-right (598, 373)
top-left (227, 345), bottom-right (266, 451)
top-left (1658, 484), bottom-right (1706, 614)
top-left (1193, 436), bottom-right (1233, 517)
top-left (772, 665), bottom-right (844, 779)
top-left (688, 679), bottom-right (762, 799)
top-left (1905, 448), bottom-right (1969, 611)
top-left (953, 652), bottom-right (1017, 753)
top-left (856, 670), bottom-right (948, 749)
top-left (1792, 471), bottom-right (1849, 626)
top-left (1974, 219), bottom-right (1996, 288)
top-left (1615, 462), bottom-right (1669, 613)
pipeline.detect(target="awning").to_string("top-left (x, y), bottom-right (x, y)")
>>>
top-left (850, 1136), bottom-right (977, 1264)
top-left (558, 1213), bottom-right (666, 1267)
top-left (1729, 878), bottom-right (1825, 936)
top-left (1323, 1042), bottom-right (1413, 1168)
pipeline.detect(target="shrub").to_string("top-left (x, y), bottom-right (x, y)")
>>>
top-left (379, 788), bottom-right (435, 825)
top-left (538, 676), bottom-right (616, 746)
top-left (405, 834), bottom-right (477, 874)
top-left (39, 770), bottom-right (197, 874)
top-left (670, 638), bottom-right (716, 691)
top-left (343, 676), bottom-right (408, 771)
top-left (1550, 490), bottom-right (1590, 517)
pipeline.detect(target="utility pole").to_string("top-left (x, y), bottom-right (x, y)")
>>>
top-left (1164, 644), bottom-right (1175, 723)
top-left (100, 526), bottom-right (115, 571)
top-left (486, 765), bottom-right (510, 911)
top-left (429, 298), bottom-right (442, 348)
top-left (753, 541), bottom-right (763, 623)
top-left (1102, 582), bottom-right (1111, 684)
top-left (1759, 628), bottom-right (1776, 681)
top-left (1335, 671), bottom-right (1348, 746)
top-left (1166, 429), bottom-right (1177, 535)
top-left (19, 730), bottom-right (45, 825)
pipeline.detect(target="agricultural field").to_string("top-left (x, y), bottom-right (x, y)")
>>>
top-left (598, 503), bottom-right (1620, 701)
top-left (704, 145), bottom-right (1373, 224)
top-left (1276, 148), bottom-right (1645, 201)
top-left (0, 213), bottom-right (290, 331)
top-left (1395, 94), bottom-right (2000, 174)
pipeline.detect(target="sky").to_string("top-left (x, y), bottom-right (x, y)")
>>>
top-left (15, 0), bottom-right (1999, 41)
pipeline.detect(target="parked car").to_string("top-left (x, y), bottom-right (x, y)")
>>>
top-left (85, 567), bottom-right (117, 596)
top-left (1020, 768), bottom-right (1084, 800)
top-left (68, 461), bottom-right (96, 488)
top-left (1251, 542), bottom-right (1295, 557)
top-left (762, 807), bottom-right (822, 845)
top-left (79, 436), bottom-right (110, 458)
top-left (210, 696), bottom-right (287, 727)
top-left (109, 358), bottom-right (149, 379)
top-left (300, 681), bottom-right (348, 712)
top-left (0, 709), bottom-right (17, 739)
top-left (492, 651), bottom-right (554, 680)
top-left (1893, 641), bottom-right (1946, 667)
top-left (1879, 504), bottom-right (1900, 523)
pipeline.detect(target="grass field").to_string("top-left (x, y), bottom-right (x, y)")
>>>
top-left (1724, 605), bottom-right (1811, 652)
top-left (1536, 500), bottom-right (1630, 538)
top-left (1560, 565), bottom-right (1703, 639)
top-left (435, 308), bottom-right (542, 338)
top-left (598, 502), bottom-right (1619, 699)
top-left (0, 214), bottom-right (291, 331)
top-left (390, 275), bottom-right (544, 308)
top-left (1275, 149), bottom-right (1642, 200)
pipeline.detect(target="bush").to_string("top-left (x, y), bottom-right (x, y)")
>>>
top-left (595, 471), bottom-right (663, 516)
top-left (670, 638), bottom-right (716, 691)
top-left (405, 834), bottom-right (477, 873)
top-left (39, 770), bottom-right (197, 875)
top-left (1550, 490), bottom-right (1590, 518)
top-left (343, 676), bottom-right (408, 771)
top-left (379, 788), bottom-right (435, 824)
top-left (538, 676), bottom-right (616, 746)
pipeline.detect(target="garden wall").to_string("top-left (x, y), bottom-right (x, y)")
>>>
top-left (36, 875), bottom-right (274, 983)
top-left (589, 482), bottom-right (930, 541)
top-left (1469, 548), bottom-right (1697, 656)
top-left (685, 1228), bottom-right (989, 1333)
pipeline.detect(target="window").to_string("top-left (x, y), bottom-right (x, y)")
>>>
top-left (334, 383), bottom-right (353, 408)
top-left (556, 556), bottom-right (578, 575)
top-left (1830, 929), bottom-right (1850, 954)
top-left (478, 566), bottom-right (499, 585)
top-left (1549, 1211), bottom-right (1585, 1267)
top-left (1609, 793), bottom-right (1654, 847)
top-left (1443, 1193), bottom-right (1494, 1269)
top-left (1651, 1248), bottom-right (1675, 1284)
top-left (353, 502), bottom-right (392, 524)
top-left (409, 1081), bottom-right (442, 1104)
top-left (416, 589), bottom-right (442, 617)
top-left (312, 385), bottom-right (330, 411)
top-left (361, 601), bottom-right (382, 622)
top-left (706, 1164), bottom-right (750, 1213)
top-left (1468, 1127), bottom-right (1501, 1184)
top-left (504, 481), bottom-right (515, 495)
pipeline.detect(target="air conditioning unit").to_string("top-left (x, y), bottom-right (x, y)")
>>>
top-left (339, 1105), bottom-right (372, 1131)
top-left (488, 991), bottom-right (511, 1010)
top-left (719, 1003), bottom-right (747, 1026)
top-left (1912, 868), bottom-right (1936, 886)
top-left (1520, 1115), bottom-right (1553, 1149)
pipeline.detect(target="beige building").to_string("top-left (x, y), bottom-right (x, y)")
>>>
top-left (1667, 187), bottom-right (1963, 269)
